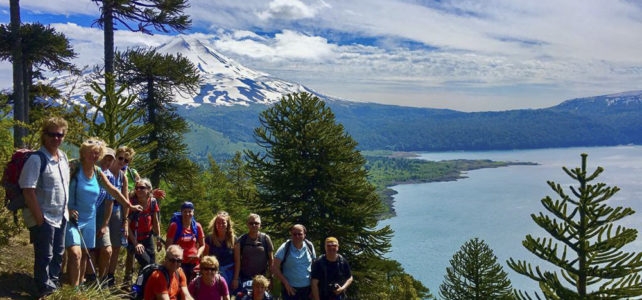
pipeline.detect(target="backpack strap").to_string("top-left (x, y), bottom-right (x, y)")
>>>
top-left (260, 233), bottom-right (269, 262)
top-left (34, 151), bottom-right (47, 175)
top-left (280, 240), bottom-right (292, 272)
top-left (304, 239), bottom-right (315, 258)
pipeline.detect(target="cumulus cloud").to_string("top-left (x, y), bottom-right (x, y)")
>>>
top-left (257, 0), bottom-right (318, 20)
top-left (213, 30), bottom-right (337, 61)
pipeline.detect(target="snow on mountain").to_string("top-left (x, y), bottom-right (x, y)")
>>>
top-left (46, 35), bottom-right (313, 107)
top-left (554, 90), bottom-right (642, 111)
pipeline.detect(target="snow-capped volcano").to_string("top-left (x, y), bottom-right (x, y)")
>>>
top-left (47, 35), bottom-right (313, 107)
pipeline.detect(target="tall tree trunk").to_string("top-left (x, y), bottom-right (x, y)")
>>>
top-left (103, 0), bottom-right (114, 75)
top-left (10, 0), bottom-right (24, 148)
top-left (147, 78), bottom-right (160, 188)
top-left (22, 60), bottom-right (30, 138)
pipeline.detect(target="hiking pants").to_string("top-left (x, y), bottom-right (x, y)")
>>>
top-left (131, 237), bottom-right (155, 269)
top-left (30, 219), bottom-right (66, 296)
top-left (282, 286), bottom-right (311, 300)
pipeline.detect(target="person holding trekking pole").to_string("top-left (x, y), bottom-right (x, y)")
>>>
top-left (19, 117), bottom-right (69, 299)
top-left (65, 138), bottom-right (143, 289)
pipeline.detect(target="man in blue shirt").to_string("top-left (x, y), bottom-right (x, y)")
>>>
top-left (272, 224), bottom-right (316, 300)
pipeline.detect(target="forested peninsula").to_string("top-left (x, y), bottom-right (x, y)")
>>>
top-left (364, 153), bottom-right (537, 218)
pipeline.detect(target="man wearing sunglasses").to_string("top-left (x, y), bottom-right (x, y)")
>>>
top-left (144, 245), bottom-right (194, 300)
top-left (20, 117), bottom-right (70, 299)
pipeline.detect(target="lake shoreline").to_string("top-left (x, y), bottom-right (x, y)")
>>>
top-left (376, 160), bottom-right (538, 219)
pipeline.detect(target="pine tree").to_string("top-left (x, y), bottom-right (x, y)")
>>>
top-left (114, 48), bottom-right (199, 187)
top-left (508, 153), bottom-right (642, 299)
top-left (76, 73), bottom-right (155, 165)
top-left (440, 238), bottom-right (513, 300)
top-left (246, 92), bottom-right (399, 298)
top-left (9, 0), bottom-right (24, 147)
top-left (0, 22), bottom-right (76, 144)
top-left (92, 0), bottom-right (190, 75)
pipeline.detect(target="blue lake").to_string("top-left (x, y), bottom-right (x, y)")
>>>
top-left (380, 146), bottom-right (642, 296)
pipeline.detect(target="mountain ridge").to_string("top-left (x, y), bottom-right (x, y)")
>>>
top-left (42, 36), bottom-right (642, 160)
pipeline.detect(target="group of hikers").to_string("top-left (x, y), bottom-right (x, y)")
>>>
top-left (14, 116), bottom-right (353, 300)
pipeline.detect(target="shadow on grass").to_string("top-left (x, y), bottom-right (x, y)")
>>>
top-left (0, 271), bottom-right (36, 299)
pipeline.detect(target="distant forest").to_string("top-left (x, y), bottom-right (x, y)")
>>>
top-left (180, 95), bottom-right (642, 162)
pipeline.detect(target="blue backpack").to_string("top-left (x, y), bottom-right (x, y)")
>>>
top-left (169, 211), bottom-right (199, 243)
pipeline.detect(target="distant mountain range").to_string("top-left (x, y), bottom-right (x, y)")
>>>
top-left (47, 36), bottom-right (642, 160)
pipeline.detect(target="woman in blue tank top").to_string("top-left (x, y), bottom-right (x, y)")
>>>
top-left (65, 138), bottom-right (142, 288)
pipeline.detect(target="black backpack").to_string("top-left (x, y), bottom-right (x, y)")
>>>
top-left (280, 239), bottom-right (315, 272)
top-left (131, 264), bottom-right (183, 300)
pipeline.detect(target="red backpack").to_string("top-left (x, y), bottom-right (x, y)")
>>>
top-left (1, 149), bottom-right (47, 213)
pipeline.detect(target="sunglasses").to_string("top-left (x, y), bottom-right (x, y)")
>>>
top-left (135, 186), bottom-right (148, 191)
top-left (168, 258), bottom-right (182, 263)
top-left (118, 156), bottom-right (130, 163)
top-left (201, 267), bottom-right (217, 272)
top-left (45, 132), bottom-right (65, 138)
top-left (248, 222), bottom-right (261, 226)
top-left (86, 140), bottom-right (102, 146)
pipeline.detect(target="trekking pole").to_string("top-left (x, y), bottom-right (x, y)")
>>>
top-left (72, 219), bottom-right (106, 298)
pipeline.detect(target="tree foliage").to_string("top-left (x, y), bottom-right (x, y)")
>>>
top-left (0, 21), bottom-right (76, 146)
top-left (440, 238), bottom-right (514, 300)
top-left (92, 0), bottom-right (191, 74)
top-left (114, 47), bottom-right (199, 187)
top-left (245, 92), bottom-right (428, 298)
top-left (508, 153), bottom-right (642, 299)
top-left (76, 73), bottom-right (154, 159)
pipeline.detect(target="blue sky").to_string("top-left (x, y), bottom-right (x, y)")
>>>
top-left (1, 0), bottom-right (641, 111)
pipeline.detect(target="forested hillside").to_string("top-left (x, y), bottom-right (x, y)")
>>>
top-left (179, 91), bottom-right (642, 161)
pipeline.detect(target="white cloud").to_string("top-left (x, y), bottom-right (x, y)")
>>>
top-left (50, 23), bottom-right (173, 67)
top-left (257, 0), bottom-right (318, 20)
top-left (213, 30), bottom-right (337, 61)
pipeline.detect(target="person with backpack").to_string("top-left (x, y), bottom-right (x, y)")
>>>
top-left (165, 201), bottom-right (205, 282)
top-left (107, 146), bottom-right (135, 285)
top-left (142, 245), bottom-right (193, 300)
top-left (188, 255), bottom-right (230, 300)
top-left (311, 237), bottom-right (353, 300)
top-left (233, 213), bottom-right (274, 292)
top-left (272, 224), bottom-right (316, 300)
top-left (17, 117), bottom-right (69, 298)
top-left (65, 138), bottom-right (143, 289)
top-left (127, 178), bottom-right (162, 272)
top-left (88, 147), bottom-right (117, 284)
top-left (199, 211), bottom-right (236, 285)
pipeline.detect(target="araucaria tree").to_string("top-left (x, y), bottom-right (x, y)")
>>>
top-left (115, 48), bottom-right (199, 187)
top-left (92, 0), bottom-right (190, 75)
top-left (440, 238), bottom-right (513, 300)
top-left (246, 92), bottom-right (396, 297)
top-left (508, 153), bottom-right (642, 299)
top-left (77, 73), bottom-right (153, 151)
top-left (0, 22), bottom-right (76, 144)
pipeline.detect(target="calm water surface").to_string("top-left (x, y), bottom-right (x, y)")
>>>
top-left (380, 146), bottom-right (642, 296)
